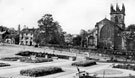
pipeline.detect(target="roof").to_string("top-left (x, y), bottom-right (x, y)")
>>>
top-left (95, 18), bottom-right (122, 30)
top-left (21, 28), bottom-right (37, 34)
top-left (126, 25), bottom-right (135, 31)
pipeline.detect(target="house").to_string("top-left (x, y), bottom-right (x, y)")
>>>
top-left (19, 28), bottom-right (36, 46)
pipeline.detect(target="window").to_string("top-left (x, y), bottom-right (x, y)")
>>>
top-left (21, 41), bottom-right (23, 45)
top-left (26, 41), bottom-right (28, 45)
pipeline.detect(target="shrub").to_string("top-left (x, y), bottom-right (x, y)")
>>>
top-left (113, 64), bottom-right (135, 70)
top-left (85, 57), bottom-right (99, 61)
top-left (0, 57), bottom-right (21, 61)
top-left (72, 60), bottom-right (96, 67)
top-left (16, 51), bottom-right (76, 60)
top-left (20, 66), bottom-right (63, 77)
top-left (16, 51), bottom-right (36, 56)
top-left (0, 63), bottom-right (10, 67)
top-left (19, 57), bottom-right (53, 63)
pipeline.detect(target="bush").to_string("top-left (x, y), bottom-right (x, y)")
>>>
top-left (16, 51), bottom-right (36, 56)
top-left (72, 60), bottom-right (96, 67)
top-left (85, 57), bottom-right (99, 61)
top-left (0, 63), bottom-right (10, 67)
top-left (0, 57), bottom-right (21, 61)
top-left (113, 64), bottom-right (135, 70)
top-left (16, 51), bottom-right (75, 60)
top-left (20, 66), bottom-right (63, 77)
top-left (19, 57), bottom-right (53, 63)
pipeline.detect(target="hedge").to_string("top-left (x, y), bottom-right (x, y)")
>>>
top-left (0, 63), bottom-right (10, 67)
top-left (19, 57), bottom-right (53, 63)
top-left (113, 64), bottom-right (135, 70)
top-left (20, 66), bottom-right (63, 77)
top-left (72, 60), bottom-right (96, 67)
top-left (0, 57), bottom-right (21, 61)
top-left (16, 51), bottom-right (76, 60)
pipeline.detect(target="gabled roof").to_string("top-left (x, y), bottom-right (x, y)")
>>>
top-left (95, 18), bottom-right (122, 30)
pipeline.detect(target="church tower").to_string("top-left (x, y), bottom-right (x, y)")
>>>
top-left (110, 3), bottom-right (125, 30)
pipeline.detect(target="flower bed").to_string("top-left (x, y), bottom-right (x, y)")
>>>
top-left (0, 57), bottom-right (21, 61)
top-left (16, 51), bottom-right (76, 60)
top-left (113, 64), bottom-right (135, 70)
top-left (72, 60), bottom-right (96, 67)
top-left (19, 57), bottom-right (53, 63)
top-left (20, 66), bottom-right (63, 77)
top-left (0, 63), bottom-right (10, 67)
top-left (16, 51), bottom-right (36, 56)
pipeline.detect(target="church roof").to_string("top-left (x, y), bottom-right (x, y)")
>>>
top-left (96, 18), bottom-right (122, 30)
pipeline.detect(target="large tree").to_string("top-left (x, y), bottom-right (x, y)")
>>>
top-left (80, 29), bottom-right (88, 47)
top-left (72, 35), bottom-right (81, 46)
top-left (34, 14), bottom-right (64, 45)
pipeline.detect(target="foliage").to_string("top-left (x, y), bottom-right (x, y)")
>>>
top-left (72, 35), bottom-right (82, 46)
top-left (20, 66), bottom-right (63, 77)
top-left (113, 64), bottom-right (135, 70)
top-left (14, 34), bottom-right (20, 44)
top-left (19, 57), bottom-right (53, 63)
top-left (16, 51), bottom-right (76, 60)
top-left (72, 60), bottom-right (96, 67)
top-left (34, 14), bottom-right (65, 45)
top-left (0, 57), bottom-right (21, 61)
top-left (0, 56), bottom-right (52, 63)
top-left (80, 29), bottom-right (88, 47)
top-left (0, 63), bottom-right (10, 67)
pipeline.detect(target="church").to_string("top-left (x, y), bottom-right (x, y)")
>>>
top-left (88, 4), bottom-right (126, 50)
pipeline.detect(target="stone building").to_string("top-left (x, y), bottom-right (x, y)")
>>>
top-left (122, 25), bottom-right (135, 51)
top-left (88, 4), bottom-right (125, 50)
top-left (19, 28), bottom-right (36, 46)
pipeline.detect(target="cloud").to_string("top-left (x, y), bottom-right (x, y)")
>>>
top-left (0, 0), bottom-right (135, 34)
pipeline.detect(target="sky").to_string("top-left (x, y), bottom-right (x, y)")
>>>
top-left (0, 0), bottom-right (135, 34)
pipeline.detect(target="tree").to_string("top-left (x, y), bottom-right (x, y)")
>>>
top-left (34, 14), bottom-right (65, 45)
top-left (72, 35), bottom-right (81, 46)
top-left (80, 29), bottom-right (88, 47)
top-left (33, 29), bottom-right (41, 45)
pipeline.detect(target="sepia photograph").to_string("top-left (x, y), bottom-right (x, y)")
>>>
top-left (0, 0), bottom-right (135, 78)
